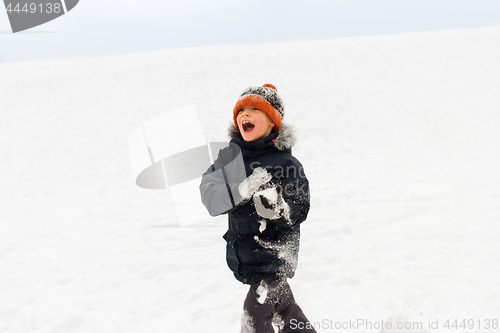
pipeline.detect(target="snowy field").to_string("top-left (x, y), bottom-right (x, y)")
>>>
top-left (1, 26), bottom-right (500, 332)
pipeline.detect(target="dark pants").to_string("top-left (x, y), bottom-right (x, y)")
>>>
top-left (241, 278), bottom-right (317, 333)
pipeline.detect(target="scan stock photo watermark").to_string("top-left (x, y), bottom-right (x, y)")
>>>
top-left (289, 317), bottom-right (499, 331)
top-left (3, 0), bottom-right (79, 33)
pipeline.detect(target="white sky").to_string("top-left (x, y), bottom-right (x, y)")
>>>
top-left (1, 0), bottom-right (500, 62)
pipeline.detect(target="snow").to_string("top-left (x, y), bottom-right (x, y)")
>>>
top-left (1, 26), bottom-right (500, 332)
top-left (256, 283), bottom-right (268, 305)
top-left (258, 220), bottom-right (267, 233)
top-left (241, 310), bottom-right (255, 333)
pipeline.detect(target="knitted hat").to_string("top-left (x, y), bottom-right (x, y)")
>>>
top-left (233, 83), bottom-right (284, 132)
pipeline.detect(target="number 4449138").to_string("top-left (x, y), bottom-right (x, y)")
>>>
top-left (5, 3), bottom-right (62, 14)
top-left (444, 319), bottom-right (498, 330)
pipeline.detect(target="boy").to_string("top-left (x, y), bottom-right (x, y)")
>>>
top-left (200, 84), bottom-right (316, 333)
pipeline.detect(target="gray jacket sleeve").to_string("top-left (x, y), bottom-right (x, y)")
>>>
top-left (199, 143), bottom-right (247, 216)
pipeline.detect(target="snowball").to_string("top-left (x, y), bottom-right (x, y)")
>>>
top-left (258, 187), bottom-right (278, 204)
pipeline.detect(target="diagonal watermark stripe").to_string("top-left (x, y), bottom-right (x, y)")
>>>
top-left (128, 105), bottom-right (238, 227)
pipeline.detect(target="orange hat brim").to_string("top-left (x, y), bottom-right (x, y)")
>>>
top-left (233, 95), bottom-right (282, 132)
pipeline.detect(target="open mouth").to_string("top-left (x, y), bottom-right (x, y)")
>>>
top-left (241, 120), bottom-right (255, 132)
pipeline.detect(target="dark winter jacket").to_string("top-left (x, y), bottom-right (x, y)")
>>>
top-left (200, 123), bottom-right (310, 284)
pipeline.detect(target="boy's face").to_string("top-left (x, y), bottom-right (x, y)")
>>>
top-left (236, 106), bottom-right (275, 142)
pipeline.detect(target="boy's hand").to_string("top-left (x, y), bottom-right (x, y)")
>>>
top-left (254, 186), bottom-right (290, 222)
top-left (238, 167), bottom-right (272, 200)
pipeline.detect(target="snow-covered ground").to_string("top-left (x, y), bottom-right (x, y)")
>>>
top-left (1, 26), bottom-right (499, 333)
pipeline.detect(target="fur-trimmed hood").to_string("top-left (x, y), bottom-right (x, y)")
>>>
top-left (227, 122), bottom-right (296, 151)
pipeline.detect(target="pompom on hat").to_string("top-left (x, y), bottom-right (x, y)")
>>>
top-left (233, 83), bottom-right (284, 132)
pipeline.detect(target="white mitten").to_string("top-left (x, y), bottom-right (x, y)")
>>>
top-left (238, 167), bottom-right (272, 200)
top-left (253, 186), bottom-right (290, 222)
